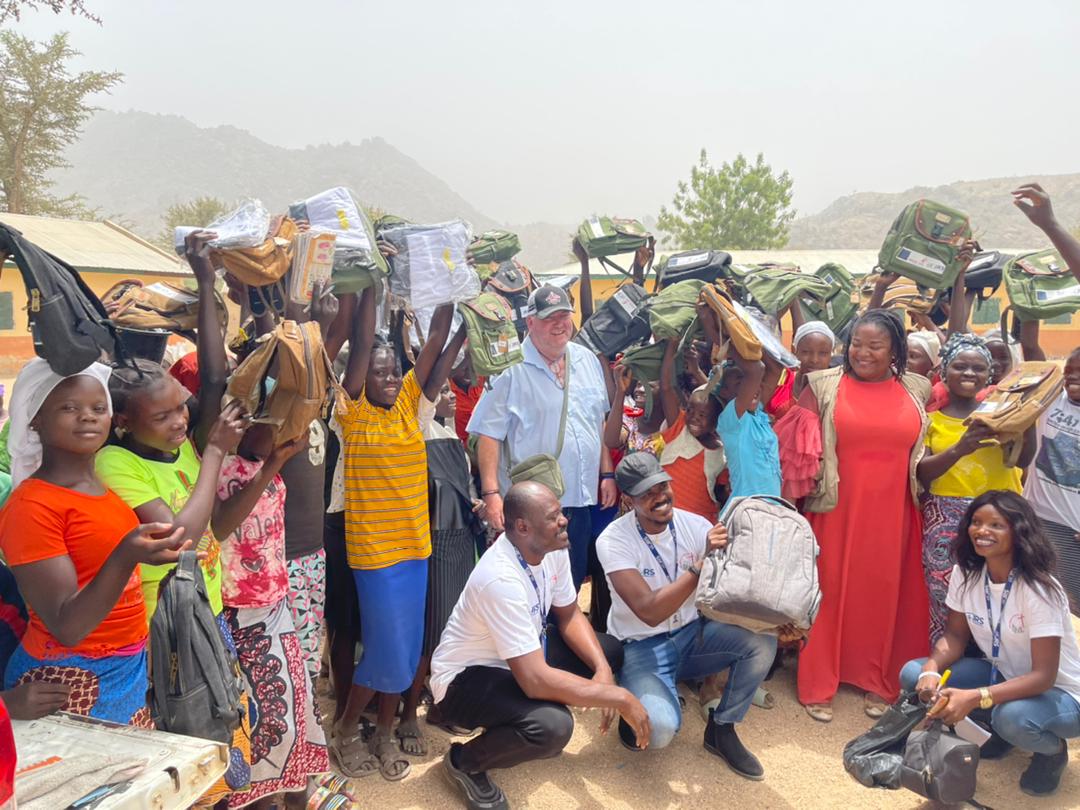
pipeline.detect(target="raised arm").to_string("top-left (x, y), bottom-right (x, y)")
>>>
top-left (573, 238), bottom-right (594, 322)
top-left (184, 230), bottom-right (230, 453)
top-left (947, 251), bottom-right (974, 335)
top-left (867, 270), bottom-right (899, 311)
top-left (658, 338), bottom-right (682, 428)
top-left (1013, 183), bottom-right (1080, 283)
top-left (1019, 319), bottom-right (1047, 362)
top-left (604, 365), bottom-right (632, 450)
top-left (342, 286), bottom-right (377, 399)
top-left (414, 303), bottom-right (457, 401)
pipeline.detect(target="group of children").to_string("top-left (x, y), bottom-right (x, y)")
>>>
top-left (0, 182), bottom-right (1079, 805)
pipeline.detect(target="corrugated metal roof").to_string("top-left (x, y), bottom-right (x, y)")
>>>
top-left (0, 213), bottom-right (189, 276)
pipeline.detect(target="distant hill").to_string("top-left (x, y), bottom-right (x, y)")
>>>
top-left (787, 174), bottom-right (1080, 249)
top-left (50, 110), bottom-right (574, 269)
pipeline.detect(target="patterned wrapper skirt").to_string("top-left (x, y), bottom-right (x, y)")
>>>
top-left (224, 599), bottom-right (328, 808)
top-left (4, 643), bottom-right (151, 728)
top-left (922, 493), bottom-right (972, 645)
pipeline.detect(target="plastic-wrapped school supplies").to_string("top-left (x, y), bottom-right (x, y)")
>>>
top-left (288, 187), bottom-right (388, 293)
top-left (381, 220), bottom-right (481, 310)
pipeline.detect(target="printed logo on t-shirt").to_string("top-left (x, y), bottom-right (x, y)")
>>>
top-left (1009, 613), bottom-right (1026, 634)
top-left (642, 567), bottom-right (656, 578)
top-left (966, 612), bottom-right (985, 626)
top-left (1036, 424), bottom-right (1080, 491)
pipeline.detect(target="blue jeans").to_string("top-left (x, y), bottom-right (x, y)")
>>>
top-left (564, 506), bottom-right (593, 590)
top-left (619, 617), bottom-right (777, 749)
top-left (900, 657), bottom-right (1080, 755)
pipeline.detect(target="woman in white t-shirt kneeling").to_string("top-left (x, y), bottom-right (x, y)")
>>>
top-left (900, 490), bottom-right (1080, 798)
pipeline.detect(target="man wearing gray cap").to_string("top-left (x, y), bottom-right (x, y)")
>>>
top-left (596, 452), bottom-right (777, 780)
top-left (468, 284), bottom-right (616, 589)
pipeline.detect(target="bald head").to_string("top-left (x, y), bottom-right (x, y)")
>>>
top-left (502, 481), bottom-right (569, 561)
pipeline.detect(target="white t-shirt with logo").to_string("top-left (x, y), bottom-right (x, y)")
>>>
top-left (430, 534), bottom-right (576, 704)
top-left (596, 508), bottom-right (711, 642)
top-left (1024, 391), bottom-right (1080, 530)
top-left (945, 564), bottom-right (1080, 705)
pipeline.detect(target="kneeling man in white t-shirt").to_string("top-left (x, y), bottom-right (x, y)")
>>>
top-left (430, 481), bottom-right (650, 810)
top-left (597, 453), bottom-right (777, 780)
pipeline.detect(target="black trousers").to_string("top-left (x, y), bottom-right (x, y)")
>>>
top-left (436, 625), bottom-right (623, 773)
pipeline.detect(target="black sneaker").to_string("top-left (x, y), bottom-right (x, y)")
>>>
top-left (443, 743), bottom-right (509, 809)
top-left (617, 718), bottom-right (644, 752)
top-left (1020, 743), bottom-right (1068, 797)
top-left (703, 711), bottom-right (764, 781)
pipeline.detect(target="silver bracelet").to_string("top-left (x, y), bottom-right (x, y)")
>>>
top-left (917, 671), bottom-right (942, 683)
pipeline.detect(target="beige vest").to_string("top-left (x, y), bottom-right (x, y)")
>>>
top-left (804, 367), bottom-right (931, 514)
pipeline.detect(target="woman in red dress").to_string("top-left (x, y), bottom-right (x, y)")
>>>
top-left (797, 309), bottom-right (931, 722)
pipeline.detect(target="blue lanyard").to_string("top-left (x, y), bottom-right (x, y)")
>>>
top-left (636, 519), bottom-right (679, 584)
top-left (514, 548), bottom-right (548, 654)
top-left (983, 568), bottom-right (1017, 685)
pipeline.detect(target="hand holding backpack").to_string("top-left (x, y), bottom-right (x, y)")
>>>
top-left (149, 551), bottom-right (244, 743)
top-left (695, 495), bottom-right (822, 633)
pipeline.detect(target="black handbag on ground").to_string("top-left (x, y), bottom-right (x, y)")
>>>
top-left (843, 691), bottom-right (927, 789)
top-left (900, 721), bottom-right (980, 804)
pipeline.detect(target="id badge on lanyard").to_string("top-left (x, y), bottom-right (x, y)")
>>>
top-left (636, 520), bottom-right (681, 629)
top-left (984, 568), bottom-right (1017, 685)
top-left (515, 549), bottom-right (548, 655)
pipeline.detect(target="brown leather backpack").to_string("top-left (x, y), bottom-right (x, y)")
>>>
top-left (225, 320), bottom-right (342, 446)
top-left (966, 361), bottom-right (1063, 464)
top-left (210, 216), bottom-right (298, 288)
top-left (102, 279), bottom-right (228, 333)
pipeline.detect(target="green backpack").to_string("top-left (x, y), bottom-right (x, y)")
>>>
top-left (800, 263), bottom-right (858, 332)
top-left (648, 279), bottom-right (706, 341)
top-left (468, 230), bottom-right (521, 264)
top-left (577, 216), bottom-right (651, 258)
top-left (458, 293), bottom-right (524, 378)
top-left (878, 199), bottom-right (972, 289)
top-left (1003, 249), bottom-right (1080, 320)
top-left (743, 267), bottom-right (832, 315)
top-left (620, 339), bottom-right (687, 417)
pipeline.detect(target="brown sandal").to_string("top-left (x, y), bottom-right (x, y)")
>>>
top-left (370, 732), bottom-right (411, 782)
top-left (328, 729), bottom-right (378, 779)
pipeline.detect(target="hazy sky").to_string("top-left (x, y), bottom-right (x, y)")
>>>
top-left (10, 0), bottom-right (1080, 225)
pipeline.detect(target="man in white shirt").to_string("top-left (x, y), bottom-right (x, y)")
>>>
top-left (430, 481), bottom-right (649, 810)
top-left (597, 453), bottom-right (777, 780)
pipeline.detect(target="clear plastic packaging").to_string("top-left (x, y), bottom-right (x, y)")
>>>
top-left (288, 187), bottom-right (388, 293)
top-left (381, 220), bottom-right (481, 310)
top-left (174, 199), bottom-right (271, 254)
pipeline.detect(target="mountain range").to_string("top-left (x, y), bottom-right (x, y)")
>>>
top-left (51, 111), bottom-right (1080, 268)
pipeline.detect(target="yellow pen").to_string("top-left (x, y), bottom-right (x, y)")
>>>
top-left (938, 669), bottom-right (953, 690)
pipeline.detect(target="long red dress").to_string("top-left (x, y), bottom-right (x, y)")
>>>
top-left (798, 375), bottom-right (930, 704)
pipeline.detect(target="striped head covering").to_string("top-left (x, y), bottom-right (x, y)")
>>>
top-left (939, 332), bottom-right (993, 373)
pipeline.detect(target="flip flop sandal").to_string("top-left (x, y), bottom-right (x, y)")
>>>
top-left (370, 734), bottom-right (411, 782)
top-left (328, 730), bottom-right (379, 779)
top-left (395, 720), bottom-right (428, 757)
top-left (752, 686), bottom-right (775, 709)
top-left (804, 702), bottom-right (833, 723)
top-left (864, 693), bottom-right (888, 718)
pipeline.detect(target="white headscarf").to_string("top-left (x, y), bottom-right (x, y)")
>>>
top-left (9, 358), bottom-right (114, 487)
top-left (907, 330), bottom-right (942, 368)
top-left (793, 321), bottom-right (836, 351)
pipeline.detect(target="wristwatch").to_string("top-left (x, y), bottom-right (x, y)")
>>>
top-left (688, 563), bottom-right (703, 577)
top-left (979, 687), bottom-right (994, 710)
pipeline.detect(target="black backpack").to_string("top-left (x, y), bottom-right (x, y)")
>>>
top-left (485, 259), bottom-right (535, 337)
top-left (573, 283), bottom-right (652, 359)
top-left (658, 250), bottom-right (732, 290)
top-left (928, 250), bottom-right (1012, 326)
top-left (149, 551), bottom-right (244, 743)
top-left (0, 222), bottom-right (122, 376)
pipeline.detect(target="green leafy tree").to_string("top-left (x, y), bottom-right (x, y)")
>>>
top-left (0, 0), bottom-right (100, 24)
top-left (159, 196), bottom-right (231, 249)
top-left (657, 150), bottom-right (795, 250)
top-left (0, 31), bottom-right (121, 217)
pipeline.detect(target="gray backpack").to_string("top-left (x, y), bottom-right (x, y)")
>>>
top-left (695, 495), bottom-right (821, 633)
top-left (149, 551), bottom-right (244, 743)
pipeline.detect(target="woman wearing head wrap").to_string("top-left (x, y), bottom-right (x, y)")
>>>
top-left (0, 358), bottom-right (188, 726)
top-left (906, 330), bottom-right (941, 379)
top-left (916, 334), bottom-right (1037, 644)
top-left (766, 320), bottom-right (836, 420)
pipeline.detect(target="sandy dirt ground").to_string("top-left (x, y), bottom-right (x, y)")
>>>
top-left (323, 592), bottom-right (1080, 810)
